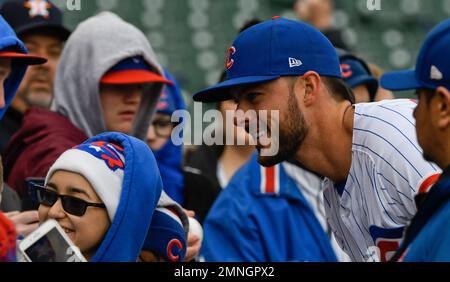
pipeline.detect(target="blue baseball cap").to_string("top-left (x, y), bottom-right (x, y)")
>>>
top-left (157, 90), bottom-right (177, 115)
top-left (142, 208), bottom-right (187, 262)
top-left (339, 53), bottom-right (378, 101)
top-left (193, 17), bottom-right (342, 102)
top-left (381, 19), bottom-right (450, 91)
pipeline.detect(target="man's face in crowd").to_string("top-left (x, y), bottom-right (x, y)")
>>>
top-left (17, 33), bottom-right (63, 109)
top-left (233, 77), bottom-right (308, 167)
top-left (99, 83), bottom-right (144, 134)
top-left (0, 58), bottom-right (12, 109)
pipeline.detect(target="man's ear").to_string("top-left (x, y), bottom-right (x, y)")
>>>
top-left (436, 86), bottom-right (450, 129)
top-left (298, 71), bottom-right (321, 107)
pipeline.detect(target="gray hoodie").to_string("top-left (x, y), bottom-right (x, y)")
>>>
top-left (51, 12), bottom-right (164, 140)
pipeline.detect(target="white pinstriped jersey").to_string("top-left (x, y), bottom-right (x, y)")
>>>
top-left (323, 99), bottom-right (441, 262)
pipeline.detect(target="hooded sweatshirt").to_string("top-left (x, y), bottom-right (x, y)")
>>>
top-left (66, 132), bottom-right (162, 262)
top-left (153, 70), bottom-right (185, 205)
top-left (52, 12), bottom-right (164, 140)
top-left (4, 12), bottom-right (165, 198)
top-left (0, 15), bottom-right (29, 120)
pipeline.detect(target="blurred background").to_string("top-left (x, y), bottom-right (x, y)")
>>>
top-left (6, 0), bottom-right (450, 104)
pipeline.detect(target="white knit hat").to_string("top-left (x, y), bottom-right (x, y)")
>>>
top-left (45, 141), bottom-right (125, 221)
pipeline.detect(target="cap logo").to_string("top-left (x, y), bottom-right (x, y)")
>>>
top-left (340, 63), bottom-right (353, 78)
top-left (76, 141), bottom-right (125, 171)
top-left (24, 0), bottom-right (51, 19)
top-left (430, 65), bottom-right (443, 81)
top-left (226, 46), bottom-right (236, 70)
top-left (167, 239), bottom-right (183, 262)
top-left (289, 57), bottom-right (302, 68)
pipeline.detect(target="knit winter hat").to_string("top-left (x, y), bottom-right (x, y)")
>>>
top-left (143, 191), bottom-right (188, 262)
top-left (45, 141), bottom-right (125, 220)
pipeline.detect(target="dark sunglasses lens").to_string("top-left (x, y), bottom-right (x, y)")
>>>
top-left (36, 188), bottom-right (57, 206)
top-left (62, 196), bottom-right (87, 216)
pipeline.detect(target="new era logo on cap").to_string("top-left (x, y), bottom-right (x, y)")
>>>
top-left (289, 57), bottom-right (302, 68)
top-left (193, 17), bottom-right (341, 102)
top-left (430, 65), bottom-right (443, 81)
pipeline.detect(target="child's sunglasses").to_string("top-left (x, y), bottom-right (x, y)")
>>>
top-left (32, 183), bottom-right (106, 217)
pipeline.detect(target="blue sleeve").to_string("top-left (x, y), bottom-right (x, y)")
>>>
top-left (427, 203), bottom-right (450, 262)
top-left (431, 227), bottom-right (450, 261)
top-left (200, 184), bottom-right (266, 262)
top-left (405, 202), bottom-right (450, 262)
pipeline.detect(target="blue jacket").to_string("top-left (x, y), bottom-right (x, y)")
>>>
top-left (201, 154), bottom-right (337, 262)
top-left (0, 15), bottom-right (29, 120)
top-left (397, 168), bottom-right (450, 262)
top-left (153, 70), bottom-right (185, 205)
top-left (87, 132), bottom-right (163, 262)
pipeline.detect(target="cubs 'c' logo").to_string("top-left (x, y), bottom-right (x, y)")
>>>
top-left (340, 63), bottom-right (353, 79)
top-left (167, 239), bottom-right (183, 262)
top-left (226, 46), bottom-right (236, 70)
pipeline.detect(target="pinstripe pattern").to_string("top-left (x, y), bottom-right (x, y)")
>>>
top-left (323, 100), bottom-right (441, 261)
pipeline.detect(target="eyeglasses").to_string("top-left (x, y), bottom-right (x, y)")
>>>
top-left (151, 119), bottom-right (178, 138)
top-left (33, 184), bottom-right (106, 217)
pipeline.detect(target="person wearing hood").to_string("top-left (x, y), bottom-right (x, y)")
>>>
top-left (148, 70), bottom-right (186, 205)
top-left (31, 132), bottom-right (163, 262)
top-left (146, 70), bottom-right (210, 261)
top-left (3, 12), bottom-right (171, 208)
top-left (0, 15), bottom-right (47, 119)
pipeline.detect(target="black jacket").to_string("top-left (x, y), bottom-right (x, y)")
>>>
top-left (0, 107), bottom-right (22, 155)
top-left (184, 145), bottom-right (223, 223)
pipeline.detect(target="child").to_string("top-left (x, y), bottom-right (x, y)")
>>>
top-left (34, 132), bottom-right (163, 262)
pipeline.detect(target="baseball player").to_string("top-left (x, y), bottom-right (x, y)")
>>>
top-left (193, 18), bottom-right (440, 262)
top-left (380, 19), bottom-right (450, 262)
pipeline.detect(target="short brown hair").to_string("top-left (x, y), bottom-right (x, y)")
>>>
top-left (322, 76), bottom-right (356, 104)
top-left (285, 75), bottom-right (355, 104)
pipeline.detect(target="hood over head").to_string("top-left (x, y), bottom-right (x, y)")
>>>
top-left (153, 70), bottom-right (186, 204)
top-left (52, 12), bottom-right (165, 140)
top-left (0, 15), bottom-right (37, 119)
top-left (61, 132), bottom-right (163, 262)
